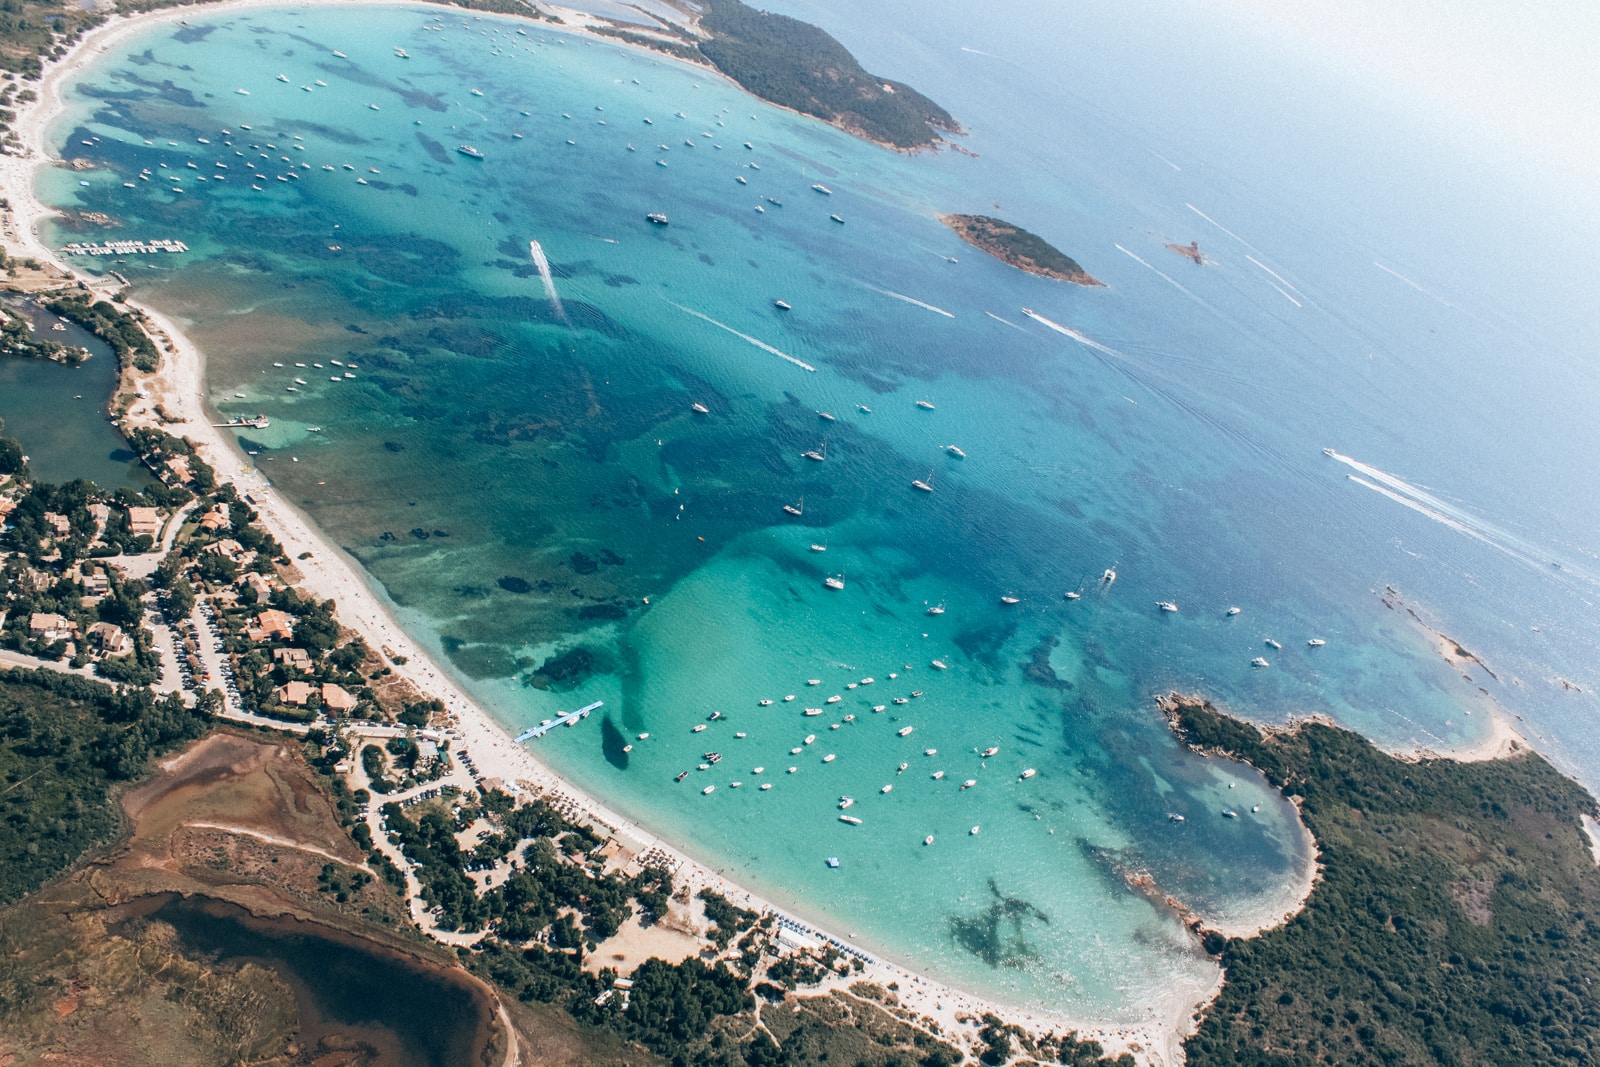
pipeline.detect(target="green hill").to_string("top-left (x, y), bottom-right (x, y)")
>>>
top-left (697, 0), bottom-right (957, 149)
top-left (1168, 696), bottom-right (1600, 1066)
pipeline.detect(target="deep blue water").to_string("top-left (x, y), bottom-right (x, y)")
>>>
top-left (35, 1), bottom-right (1600, 1021)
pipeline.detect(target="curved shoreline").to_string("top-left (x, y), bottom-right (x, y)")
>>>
top-left (0, 2), bottom-right (1194, 1058)
top-left (14, 1), bottom-right (1552, 1059)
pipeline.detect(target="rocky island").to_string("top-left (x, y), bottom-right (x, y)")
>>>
top-left (941, 214), bottom-right (1103, 286)
top-left (1166, 240), bottom-right (1209, 265)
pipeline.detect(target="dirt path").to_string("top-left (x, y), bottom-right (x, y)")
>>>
top-left (184, 821), bottom-right (373, 873)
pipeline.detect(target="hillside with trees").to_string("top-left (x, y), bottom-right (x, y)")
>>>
top-left (0, 669), bottom-right (206, 904)
top-left (1168, 696), bottom-right (1600, 1066)
top-left (697, 0), bottom-right (958, 149)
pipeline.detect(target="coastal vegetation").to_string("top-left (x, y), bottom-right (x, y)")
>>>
top-left (0, 300), bottom-right (86, 363)
top-left (695, 0), bottom-right (958, 149)
top-left (43, 293), bottom-right (160, 373)
top-left (127, 425), bottom-right (216, 492)
top-left (941, 214), bottom-right (1102, 286)
top-left (1168, 696), bottom-right (1600, 1066)
top-left (0, 430), bottom-right (23, 475)
top-left (0, 668), bottom-right (205, 904)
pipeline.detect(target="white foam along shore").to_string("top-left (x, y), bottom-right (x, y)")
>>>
top-left (0, 3), bottom-right (1313, 1061)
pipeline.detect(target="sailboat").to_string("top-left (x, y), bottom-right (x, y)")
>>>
top-left (824, 574), bottom-right (845, 590)
top-left (911, 469), bottom-right (935, 493)
top-left (783, 495), bottom-right (804, 517)
top-left (802, 440), bottom-right (827, 462)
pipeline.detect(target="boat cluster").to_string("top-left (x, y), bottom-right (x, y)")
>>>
top-left (669, 657), bottom-right (1038, 848)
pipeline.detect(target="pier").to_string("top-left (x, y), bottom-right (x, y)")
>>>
top-left (514, 700), bottom-right (603, 743)
top-left (60, 239), bottom-right (188, 256)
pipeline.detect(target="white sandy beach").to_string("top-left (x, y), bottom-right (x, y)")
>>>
top-left (0, 3), bottom-right (1372, 1062)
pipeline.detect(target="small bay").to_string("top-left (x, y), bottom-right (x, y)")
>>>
top-left (37, 2), bottom-right (1599, 1022)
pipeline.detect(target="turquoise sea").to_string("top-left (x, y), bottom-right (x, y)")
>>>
top-left (34, 1), bottom-right (1600, 1022)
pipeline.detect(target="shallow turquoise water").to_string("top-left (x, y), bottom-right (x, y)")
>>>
top-left (37, 3), bottom-right (1600, 1020)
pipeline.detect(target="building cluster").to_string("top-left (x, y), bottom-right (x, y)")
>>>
top-left (0, 477), bottom-right (170, 674)
top-left (2, 454), bottom-right (382, 725)
top-left (160, 491), bottom-right (380, 723)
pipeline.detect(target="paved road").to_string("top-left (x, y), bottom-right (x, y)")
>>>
top-left (0, 647), bottom-right (98, 680)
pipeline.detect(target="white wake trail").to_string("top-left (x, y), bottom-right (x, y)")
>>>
top-left (1185, 203), bottom-right (1255, 249)
top-left (1374, 262), bottom-right (1455, 307)
top-left (1345, 474), bottom-right (1505, 552)
top-left (1329, 449), bottom-right (1593, 585)
top-left (1114, 243), bottom-right (1204, 303)
top-left (528, 240), bottom-right (569, 325)
top-left (668, 302), bottom-right (816, 372)
top-left (869, 286), bottom-right (956, 319)
top-left (1244, 254), bottom-right (1303, 296)
top-left (1326, 449), bottom-right (1485, 529)
top-left (984, 310), bottom-right (1028, 333)
top-left (1019, 308), bottom-right (1121, 357)
top-left (1148, 150), bottom-right (1182, 172)
top-left (1267, 282), bottom-right (1303, 308)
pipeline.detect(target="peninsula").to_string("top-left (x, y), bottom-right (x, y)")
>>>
top-left (941, 214), bottom-right (1103, 286)
top-left (1162, 693), bottom-right (1600, 1065)
top-left (577, 0), bottom-right (962, 150)
top-left (693, 0), bottom-right (960, 150)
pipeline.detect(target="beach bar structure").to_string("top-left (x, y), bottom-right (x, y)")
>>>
top-left (60, 239), bottom-right (188, 256)
top-left (514, 700), bottom-right (603, 743)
